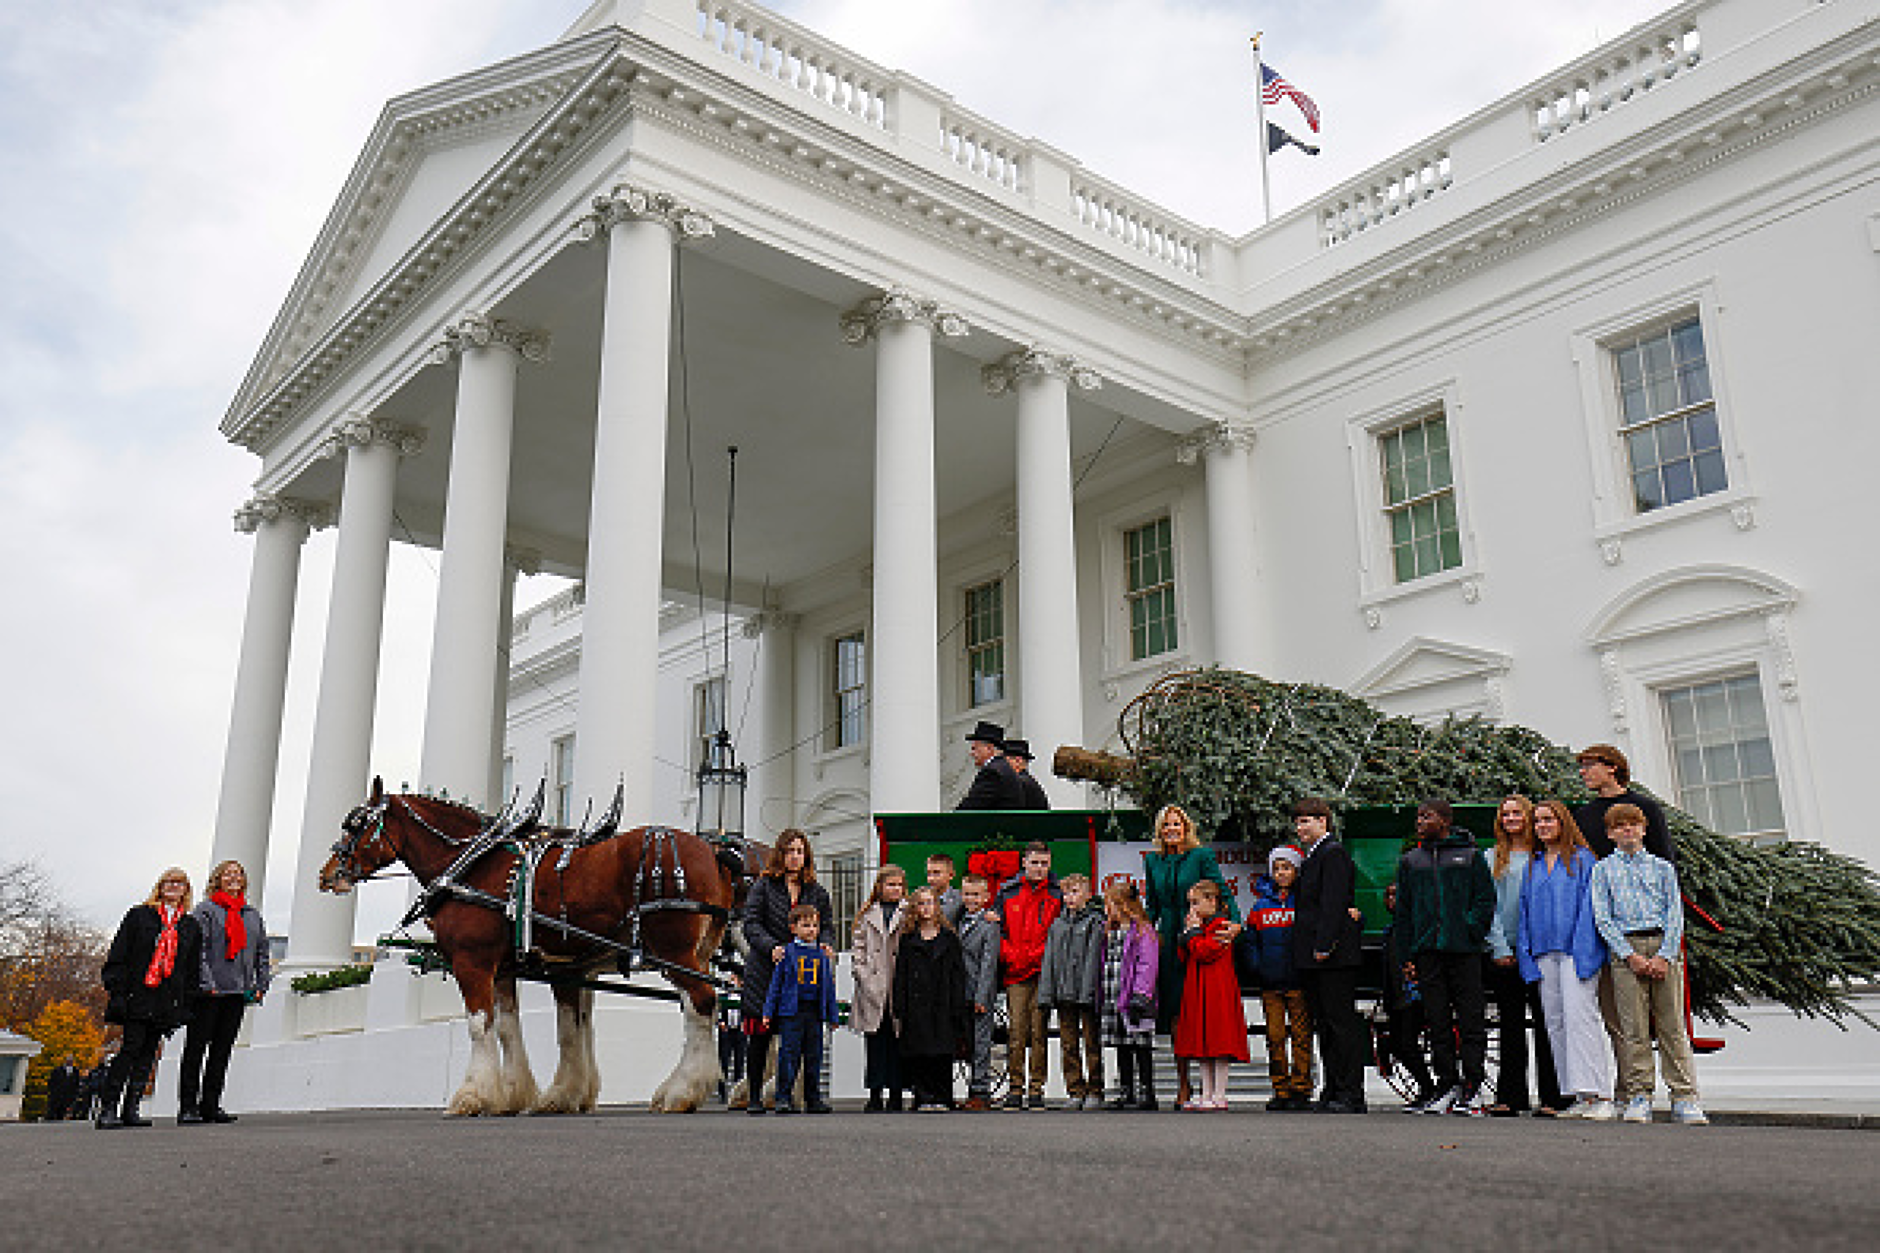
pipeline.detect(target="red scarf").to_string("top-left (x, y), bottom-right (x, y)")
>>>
top-left (211, 890), bottom-right (248, 961)
top-left (144, 904), bottom-right (182, 988)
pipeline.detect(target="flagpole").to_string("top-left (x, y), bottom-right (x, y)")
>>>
top-left (1251, 33), bottom-right (1272, 225)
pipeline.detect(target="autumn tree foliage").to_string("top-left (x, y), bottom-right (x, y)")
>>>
top-left (18, 998), bottom-right (105, 1121)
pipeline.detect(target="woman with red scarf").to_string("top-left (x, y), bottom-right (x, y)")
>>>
top-left (179, 859), bottom-right (271, 1124)
top-left (98, 867), bottom-right (203, 1129)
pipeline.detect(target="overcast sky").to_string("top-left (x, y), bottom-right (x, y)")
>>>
top-left (0, 0), bottom-right (1674, 944)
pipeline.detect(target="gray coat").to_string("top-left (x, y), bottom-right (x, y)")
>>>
top-left (1037, 903), bottom-right (1105, 1008)
top-left (956, 908), bottom-right (1001, 1011)
top-left (192, 897), bottom-right (271, 997)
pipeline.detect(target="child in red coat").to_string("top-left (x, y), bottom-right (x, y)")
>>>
top-left (1174, 880), bottom-right (1249, 1110)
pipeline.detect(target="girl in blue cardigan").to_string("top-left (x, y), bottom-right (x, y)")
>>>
top-left (1516, 799), bottom-right (1614, 1120)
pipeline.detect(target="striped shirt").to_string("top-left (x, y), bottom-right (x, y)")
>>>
top-left (1590, 848), bottom-right (1684, 959)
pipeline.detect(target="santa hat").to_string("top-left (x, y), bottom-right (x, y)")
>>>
top-left (1268, 845), bottom-right (1305, 874)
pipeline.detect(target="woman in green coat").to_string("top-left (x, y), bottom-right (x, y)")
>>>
top-left (1143, 804), bottom-right (1242, 1106)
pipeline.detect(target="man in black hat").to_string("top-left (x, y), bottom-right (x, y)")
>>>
top-left (956, 720), bottom-right (1027, 810)
top-left (1003, 740), bottom-right (1051, 811)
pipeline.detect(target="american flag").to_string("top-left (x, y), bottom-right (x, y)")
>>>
top-left (1261, 63), bottom-right (1320, 133)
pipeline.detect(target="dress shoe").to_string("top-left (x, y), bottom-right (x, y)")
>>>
top-left (178, 1106), bottom-right (206, 1126)
top-left (204, 1108), bottom-right (237, 1124)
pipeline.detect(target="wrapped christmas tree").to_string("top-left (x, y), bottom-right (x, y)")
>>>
top-left (1065, 668), bottom-right (1880, 1027)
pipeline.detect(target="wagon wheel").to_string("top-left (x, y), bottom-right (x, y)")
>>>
top-left (953, 996), bottom-right (1011, 1102)
top-left (1366, 996), bottom-right (1502, 1104)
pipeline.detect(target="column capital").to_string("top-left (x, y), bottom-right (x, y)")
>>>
top-left (575, 183), bottom-right (716, 244)
top-left (232, 493), bottom-right (333, 535)
top-left (426, 312), bottom-right (551, 367)
top-left (981, 347), bottom-right (1102, 397)
top-left (1174, 419), bottom-right (1257, 465)
top-left (840, 287), bottom-right (970, 345)
top-left (322, 415), bottom-right (427, 461)
top-left (741, 609), bottom-right (801, 640)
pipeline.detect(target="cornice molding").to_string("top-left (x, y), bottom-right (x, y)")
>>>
top-left (839, 287), bottom-right (969, 345)
top-left (232, 493), bottom-right (333, 535)
top-left (980, 347), bottom-right (1102, 397)
top-left (426, 312), bottom-right (552, 366)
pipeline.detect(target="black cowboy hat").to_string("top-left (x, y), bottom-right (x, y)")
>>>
top-left (1002, 738), bottom-right (1035, 760)
top-left (966, 719), bottom-right (1006, 745)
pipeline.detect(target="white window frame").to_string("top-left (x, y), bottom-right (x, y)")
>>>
top-left (1097, 491), bottom-right (1193, 686)
top-left (1570, 286), bottom-right (1755, 548)
top-left (692, 672), bottom-right (728, 769)
top-left (961, 576), bottom-right (1008, 710)
top-left (1346, 382), bottom-right (1480, 608)
top-left (1656, 669), bottom-right (1787, 843)
top-left (550, 734), bottom-right (576, 827)
top-left (827, 628), bottom-right (868, 754)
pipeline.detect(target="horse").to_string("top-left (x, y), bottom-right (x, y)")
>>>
top-left (319, 777), bottom-right (741, 1116)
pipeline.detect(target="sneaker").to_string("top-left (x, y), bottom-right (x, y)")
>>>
top-left (1402, 1088), bottom-right (1439, 1114)
top-left (1422, 1087), bottom-right (1462, 1116)
top-left (1624, 1096), bottom-right (1654, 1124)
top-left (773, 1102), bottom-right (798, 1117)
top-left (1003, 1093), bottom-right (1025, 1111)
top-left (1582, 1099), bottom-right (1619, 1121)
top-left (1450, 1088), bottom-right (1487, 1117)
top-left (1672, 1100), bottom-right (1709, 1126)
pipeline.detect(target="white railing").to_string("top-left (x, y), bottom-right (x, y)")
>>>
top-left (1318, 149), bottom-right (1453, 247)
top-left (940, 110), bottom-right (1027, 194)
top-left (1072, 174), bottom-right (1208, 277)
top-left (694, 0), bottom-right (890, 131)
top-left (1532, 18), bottom-right (1702, 142)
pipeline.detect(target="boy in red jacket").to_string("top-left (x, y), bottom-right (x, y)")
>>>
top-left (990, 842), bottom-right (1063, 1109)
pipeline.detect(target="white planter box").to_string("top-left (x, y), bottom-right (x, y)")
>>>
top-left (293, 983), bottom-right (369, 1037)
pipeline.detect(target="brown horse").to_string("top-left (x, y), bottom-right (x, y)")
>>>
top-left (318, 778), bottom-right (738, 1116)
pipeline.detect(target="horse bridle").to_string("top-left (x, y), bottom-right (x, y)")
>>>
top-left (330, 795), bottom-right (400, 886)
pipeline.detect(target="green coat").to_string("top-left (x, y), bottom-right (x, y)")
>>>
top-left (1143, 846), bottom-right (1241, 945)
top-left (1392, 831), bottom-right (1496, 960)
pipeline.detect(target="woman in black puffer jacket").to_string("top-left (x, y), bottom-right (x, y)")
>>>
top-left (739, 829), bottom-right (835, 1112)
top-left (98, 866), bottom-right (203, 1129)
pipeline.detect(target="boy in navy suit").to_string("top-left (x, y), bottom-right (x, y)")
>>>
top-left (760, 904), bottom-right (839, 1114)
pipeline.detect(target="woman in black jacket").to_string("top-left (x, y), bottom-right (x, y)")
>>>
top-left (739, 829), bottom-right (835, 1112)
top-left (98, 866), bottom-right (203, 1129)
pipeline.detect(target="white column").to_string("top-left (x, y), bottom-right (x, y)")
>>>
top-left (487, 547), bottom-right (536, 808)
top-left (286, 417), bottom-right (424, 971)
top-left (417, 314), bottom-right (547, 805)
top-left (1179, 421), bottom-right (1264, 674)
top-left (841, 289), bottom-right (969, 814)
top-left (211, 494), bottom-right (329, 903)
top-left (744, 609), bottom-right (799, 837)
top-left (571, 185), bottom-right (714, 817)
top-left (985, 348), bottom-right (1100, 807)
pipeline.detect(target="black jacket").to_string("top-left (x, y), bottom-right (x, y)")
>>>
top-left (1292, 837), bottom-right (1362, 970)
top-left (892, 928), bottom-right (969, 1057)
top-left (1575, 791), bottom-right (1676, 864)
top-left (739, 876), bottom-right (835, 1015)
top-left (956, 756), bottom-right (1027, 810)
top-left (1392, 831), bottom-right (1496, 960)
top-left (1015, 771), bottom-right (1051, 811)
top-left (101, 905), bottom-right (202, 1030)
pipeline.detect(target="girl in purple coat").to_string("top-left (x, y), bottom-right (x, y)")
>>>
top-left (1100, 881), bottom-right (1161, 1110)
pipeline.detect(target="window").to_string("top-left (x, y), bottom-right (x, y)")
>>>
top-left (1662, 673), bottom-right (1784, 839)
top-left (500, 756), bottom-right (514, 807)
top-left (1124, 516), bottom-right (1178, 660)
top-left (694, 674), bottom-right (727, 766)
top-left (832, 632), bottom-right (866, 749)
top-left (963, 579), bottom-right (1005, 707)
top-left (1613, 315), bottom-right (1726, 513)
top-left (551, 735), bottom-right (576, 826)
top-left (825, 851), bottom-right (865, 949)
top-left (1380, 411), bottom-right (1461, 583)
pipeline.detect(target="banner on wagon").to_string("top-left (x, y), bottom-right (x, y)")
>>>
top-left (1094, 842), bottom-right (1268, 922)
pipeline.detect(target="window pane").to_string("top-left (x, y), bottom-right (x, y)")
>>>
top-left (1688, 406), bottom-right (1720, 451)
top-left (1633, 469), bottom-right (1663, 512)
top-left (1626, 428), bottom-right (1657, 473)
top-left (1642, 333), bottom-right (1673, 384)
top-left (1657, 417), bottom-right (1690, 462)
top-left (1620, 383), bottom-right (1648, 426)
top-left (1405, 456), bottom-right (1431, 500)
top-left (1438, 528), bottom-right (1462, 569)
top-left (1436, 491), bottom-right (1457, 531)
top-left (1661, 458), bottom-right (1696, 505)
top-left (1694, 448), bottom-right (1728, 496)
top-left (1677, 360), bottom-right (1711, 406)
top-left (1616, 344), bottom-right (1643, 390)
top-left (1390, 508), bottom-right (1413, 545)
top-left (1747, 779), bottom-right (1784, 832)
top-left (1712, 785), bottom-right (1749, 835)
top-left (1738, 736), bottom-right (1776, 777)
top-left (1646, 370), bottom-right (1679, 417)
top-left (1425, 420), bottom-right (1449, 453)
top-left (1671, 318), bottom-right (1705, 367)
top-left (1394, 544), bottom-right (1417, 583)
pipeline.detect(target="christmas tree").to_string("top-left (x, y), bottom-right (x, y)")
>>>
top-left (1076, 668), bottom-right (1880, 1027)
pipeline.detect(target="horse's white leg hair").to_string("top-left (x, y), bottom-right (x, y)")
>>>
top-left (492, 980), bottom-right (538, 1114)
top-left (446, 1009), bottom-right (504, 1117)
top-left (649, 992), bottom-right (721, 1113)
top-left (532, 991), bottom-right (589, 1114)
top-left (576, 988), bottom-right (600, 1111)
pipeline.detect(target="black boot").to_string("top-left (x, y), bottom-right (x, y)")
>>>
top-left (119, 1066), bottom-right (153, 1129)
top-left (178, 1102), bottom-right (205, 1126)
top-left (95, 1060), bottom-right (128, 1129)
top-left (1106, 1048), bottom-right (1137, 1110)
top-left (1135, 1047), bottom-right (1159, 1111)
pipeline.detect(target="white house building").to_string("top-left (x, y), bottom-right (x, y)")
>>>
top-left (203, 0), bottom-right (1880, 1108)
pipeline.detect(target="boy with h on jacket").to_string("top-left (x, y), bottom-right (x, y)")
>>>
top-left (1393, 800), bottom-right (1497, 1116)
top-left (760, 904), bottom-right (838, 1114)
top-left (955, 874), bottom-right (1002, 1110)
top-left (1251, 846), bottom-right (1312, 1110)
top-left (1038, 873), bottom-right (1106, 1109)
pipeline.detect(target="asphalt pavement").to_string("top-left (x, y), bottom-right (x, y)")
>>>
top-left (4, 1104), bottom-right (1876, 1251)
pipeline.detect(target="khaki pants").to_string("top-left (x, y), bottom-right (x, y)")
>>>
top-left (1056, 1004), bottom-right (1102, 1099)
top-left (1608, 935), bottom-right (1699, 1101)
top-left (1005, 978), bottom-right (1049, 1098)
top-left (1261, 989), bottom-right (1312, 1099)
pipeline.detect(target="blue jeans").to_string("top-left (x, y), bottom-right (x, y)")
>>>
top-left (774, 1009), bottom-right (825, 1107)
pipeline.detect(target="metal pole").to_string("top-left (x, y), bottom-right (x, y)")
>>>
top-left (1252, 34), bottom-right (1273, 225)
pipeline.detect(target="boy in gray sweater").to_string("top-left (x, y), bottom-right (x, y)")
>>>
top-left (1038, 873), bottom-right (1106, 1109)
top-left (957, 874), bottom-right (1002, 1110)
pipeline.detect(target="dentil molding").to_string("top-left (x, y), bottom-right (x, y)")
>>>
top-left (839, 287), bottom-right (970, 345)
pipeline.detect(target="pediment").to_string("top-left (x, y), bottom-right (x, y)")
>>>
top-left (226, 35), bottom-right (611, 425)
top-left (1587, 564), bottom-right (1798, 645)
top-left (1352, 636), bottom-right (1511, 701)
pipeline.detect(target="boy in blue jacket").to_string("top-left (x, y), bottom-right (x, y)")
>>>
top-left (760, 904), bottom-right (839, 1114)
top-left (1251, 846), bottom-right (1313, 1110)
